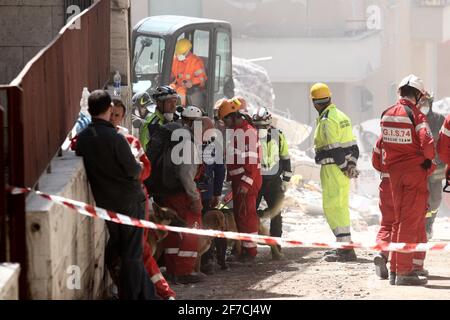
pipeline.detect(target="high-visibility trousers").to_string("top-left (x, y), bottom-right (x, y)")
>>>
top-left (376, 177), bottom-right (395, 258)
top-left (161, 192), bottom-right (202, 276)
top-left (232, 183), bottom-right (259, 257)
top-left (389, 164), bottom-right (428, 275)
top-left (320, 165), bottom-right (351, 242)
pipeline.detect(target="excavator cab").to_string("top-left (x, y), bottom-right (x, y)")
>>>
top-left (131, 15), bottom-right (234, 116)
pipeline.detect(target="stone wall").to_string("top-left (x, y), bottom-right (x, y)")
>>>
top-left (26, 151), bottom-right (109, 299)
top-left (0, 0), bottom-right (65, 84)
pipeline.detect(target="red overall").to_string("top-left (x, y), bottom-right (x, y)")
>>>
top-left (161, 192), bottom-right (202, 276)
top-left (381, 99), bottom-right (435, 275)
top-left (372, 138), bottom-right (395, 259)
top-left (226, 120), bottom-right (262, 257)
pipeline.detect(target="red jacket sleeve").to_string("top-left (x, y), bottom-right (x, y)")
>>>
top-left (372, 136), bottom-right (383, 172)
top-left (438, 116), bottom-right (450, 165)
top-left (415, 112), bottom-right (435, 160)
top-left (240, 126), bottom-right (261, 190)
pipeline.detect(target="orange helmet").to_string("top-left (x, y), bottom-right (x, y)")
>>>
top-left (215, 98), bottom-right (242, 120)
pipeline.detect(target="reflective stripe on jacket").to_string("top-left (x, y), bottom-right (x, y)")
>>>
top-left (381, 99), bottom-right (434, 168)
top-left (139, 109), bottom-right (165, 151)
top-left (260, 128), bottom-right (292, 180)
top-left (314, 104), bottom-right (359, 170)
top-left (171, 53), bottom-right (207, 89)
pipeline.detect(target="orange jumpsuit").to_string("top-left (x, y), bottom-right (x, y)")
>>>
top-left (171, 53), bottom-right (207, 106)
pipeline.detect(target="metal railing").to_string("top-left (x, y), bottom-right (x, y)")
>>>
top-left (0, 0), bottom-right (110, 298)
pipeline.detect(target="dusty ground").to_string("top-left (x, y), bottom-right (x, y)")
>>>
top-left (173, 211), bottom-right (450, 300)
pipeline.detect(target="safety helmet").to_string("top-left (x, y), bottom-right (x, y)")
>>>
top-left (310, 83), bottom-right (332, 101)
top-left (252, 107), bottom-right (272, 126)
top-left (175, 39), bottom-right (192, 56)
top-left (216, 98), bottom-right (242, 120)
top-left (132, 91), bottom-right (152, 108)
top-left (151, 85), bottom-right (179, 102)
top-left (398, 74), bottom-right (425, 94)
top-left (181, 105), bottom-right (203, 120)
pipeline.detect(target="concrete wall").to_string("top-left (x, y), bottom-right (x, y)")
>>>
top-left (0, 0), bottom-right (65, 84)
top-left (26, 151), bottom-right (108, 299)
top-left (0, 263), bottom-right (20, 300)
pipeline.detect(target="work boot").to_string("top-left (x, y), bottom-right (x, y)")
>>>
top-left (373, 254), bottom-right (389, 280)
top-left (324, 249), bottom-right (357, 262)
top-left (414, 269), bottom-right (429, 277)
top-left (395, 273), bottom-right (428, 286)
top-left (389, 272), bottom-right (396, 286)
top-left (176, 272), bottom-right (206, 284)
top-left (238, 253), bottom-right (256, 264)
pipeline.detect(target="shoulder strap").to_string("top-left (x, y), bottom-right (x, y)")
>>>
top-left (402, 105), bottom-right (416, 128)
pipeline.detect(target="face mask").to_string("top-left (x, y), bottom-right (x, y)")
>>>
top-left (177, 54), bottom-right (186, 62)
top-left (421, 107), bottom-right (430, 116)
top-left (163, 113), bottom-right (174, 122)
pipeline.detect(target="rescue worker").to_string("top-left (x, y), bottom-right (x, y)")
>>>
top-left (381, 74), bottom-right (435, 286)
top-left (418, 92), bottom-right (445, 240)
top-left (111, 99), bottom-right (175, 300)
top-left (162, 106), bottom-right (205, 284)
top-left (139, 85), bottom-right (178, 151)
top-left (131, 91), bottom-right (153, 132)
top-left (171, 39), bottom-right (207, 106)
top-left (253, 107), bottom-right (292, 257)
top-left (197, 116), bottom-right (227, 274)
top-left (216, 98), bottom-right (262, 261)
top-left (311, 83), bottom-right (360, 262)
top-left (372, 137), bottom-right (394, 280)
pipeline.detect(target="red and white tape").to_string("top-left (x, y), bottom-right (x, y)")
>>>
top-left (8, 186), bottom-right (450, 253)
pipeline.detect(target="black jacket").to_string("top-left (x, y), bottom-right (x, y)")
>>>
top-left (76, 118), bottom-right (145, 211)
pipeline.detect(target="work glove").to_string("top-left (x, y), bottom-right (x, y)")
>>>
top-left (190, 198), bottom-right (203, 213)
top-left (421, 159), bottom-right (433, 170)
top-left (343, 162), bottom-right (360, 179)
top-left (281, 180), bottom-right (290, 192)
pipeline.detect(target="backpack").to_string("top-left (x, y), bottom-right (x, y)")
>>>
top-left (144, 122), bottom-right (185, 195)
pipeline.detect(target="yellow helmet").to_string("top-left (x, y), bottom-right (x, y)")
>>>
top-left (310, 83), bottom-right (332, 100)
top-left (175, 39), bottom-right (192, 56)
top-left (215, 98), bottom-right (241, 120)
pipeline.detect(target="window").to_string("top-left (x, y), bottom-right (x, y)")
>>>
top-left (193, 30), bottom-right (210, 57)
top-left (133, 36), bottom-right (165, 90)
top-left (214, 31), bottom-right (233, 102)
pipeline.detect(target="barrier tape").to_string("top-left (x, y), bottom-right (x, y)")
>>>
top-left (8, 186), bottom-right (450, 253)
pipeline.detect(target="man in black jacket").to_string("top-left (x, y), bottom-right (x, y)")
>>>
top-left (76, 90), bottom-right (155, 300)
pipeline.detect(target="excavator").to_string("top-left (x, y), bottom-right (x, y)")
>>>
top-left (131, 15), bottom-right (235, 116)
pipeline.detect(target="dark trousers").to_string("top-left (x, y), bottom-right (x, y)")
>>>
top-left (105, 200), bottom-right (156, 300)
top-left (256, 177), bottom-right (285, 238)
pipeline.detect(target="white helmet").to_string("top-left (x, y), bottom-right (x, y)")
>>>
top-left (181, 105), bottom-right (203, 120)
top-left (398, 74), bottom-right (425, 94)
top-left (252, 107), bottom-right (272, 126)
